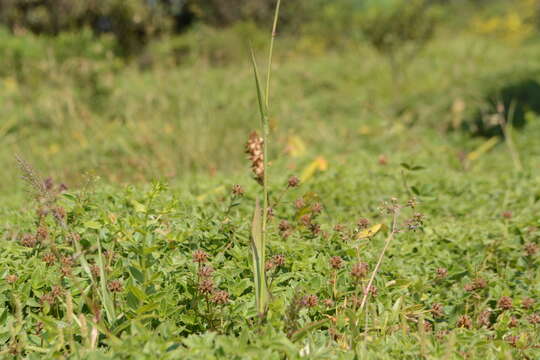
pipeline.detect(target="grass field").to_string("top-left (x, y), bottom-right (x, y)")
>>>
top-left (1, 1), bottom-right (540, 358)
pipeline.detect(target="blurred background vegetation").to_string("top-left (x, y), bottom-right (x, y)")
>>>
top-left (1, 0), bottom-right (540, 196)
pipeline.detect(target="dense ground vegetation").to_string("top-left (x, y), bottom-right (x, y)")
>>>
top-left (1, 0), bottom-right (540, 358)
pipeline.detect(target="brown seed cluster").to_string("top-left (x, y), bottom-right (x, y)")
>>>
top-left (107, 280), bottom-right (123, 293)
top-left (198, 279), bottom-right (214, 295)
top-left (363, 285), bottom-right (378, 297)
top-left (5, 274), bottom-right (18, 284)
top-left (211, 290), bottom-right (230, 305)
top-left (464, 278), bottom-right (487, 292)
top-left (287, 176), bottom-right (300, 188)
top-left (524, 242), bottom-right (538, 256)
top-left (498, 296), bottom-right (513, 310)
top-left (42, 252), bottom-right (56, 266)
top-left (329, 256), bottom-right (343, 270)
top-left (431, 303), bottom-right (445, 318)
top-left (266, 254), bottom-right (286, 271)
top-left (91, 265), bottom-right (101, 278)
top-left (323, 299), bottom-right (334, 307)
top-left (193, 250), bottom-right (209, 264)
top-left (357, 218), bottom-right (370, 229)
top-left (477, 309), bottom-right (491, 328)
top-left (278, 220), bottom-right (292, 239)
top-left (522, 297), bottom-right (535, 309)
top-left (457, 315), bottom-right (472, 329)
top-left (21, 233), bottom-right (37, 248)
top-left (231, 184), bottom-right (244, 197)
top-left (528, 313), bottom-right (540, 324)
top-left (301, 294), bottom-right (318, 308)
top-left (436, 267), bottom-right (448, 279)
top-left (245, 131), bottom-right (264, 185)
top-left (198, 265), bottom-right (214, 278)
top-left (351, 262), bottom-right (369, 279)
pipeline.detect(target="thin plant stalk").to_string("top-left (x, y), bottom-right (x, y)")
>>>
top-left (358, 210), bottom-right (400, 314)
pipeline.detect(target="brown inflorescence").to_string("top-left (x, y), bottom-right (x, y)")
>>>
top-left (524, 242), bottom-right (538, 256)
top-left (431, 303), bottom-right (445, 318)
top-left (351, 262), bottom-right (369, 279)
top-left (36, 226), bottom-right (49, 242)
top-left (301, 294), bottom-right (318, 308)
top-left (272, 254), bottom-right (285, 267)
top-left (477, 309), bottom-right (491, 328)
top-left (231, 184), bottom-right (245, 197)
top-left (198, 265), bottom-right (214, 278)
top-left (287, 176), bottom-right (300, 188)
top-left (211, 290), bottom-right (229, 305)
top-left (21, 233), bottom-right (37, 248)
top-left (311, 202), bottom-right (323, 215)
top-left (498, 296), bottom-right (513, 310)
top-left (245, 131), bottom-right (264, 185)
top-left (522, 297), bottom-right (535, 309)
top-left (42, 252), bottom-right (56, 266)
top-left (107, 280), bottom-right (123, 293)
top-left (363, 285), bottom-right (378, 297)
top-left (329, 256), bottom-right (343, 270)
top-left (357, 218), bottom-right (370, 229)
top-left (198, 279), bottom-right (214, 295)
top-left (436, 267), bottom-right (448, 279)
top-left (193, 250), bottom-right (209, 264)
top-left (91, 265), bottom-right (100, 278)
top-left (457, 315), bottom-right (472, 329)
top-left (528, 313), bottom-right (540, 325)
top-left (5, 274), bottom-right (18, 284)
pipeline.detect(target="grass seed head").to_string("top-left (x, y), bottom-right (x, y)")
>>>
top-left (245, 131), bottom-right (264, 185)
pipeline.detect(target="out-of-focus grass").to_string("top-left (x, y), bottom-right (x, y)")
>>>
top-left (1, 16), bottom-right (540, 198)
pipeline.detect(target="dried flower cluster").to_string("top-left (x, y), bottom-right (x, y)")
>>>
top-left (245, 131), bottom-right (264, 184)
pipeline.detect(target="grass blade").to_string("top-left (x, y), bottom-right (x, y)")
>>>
top-left (97, 235), bottom-right (116, 325)
top-left (250, 198), bottom-right (268, 316)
